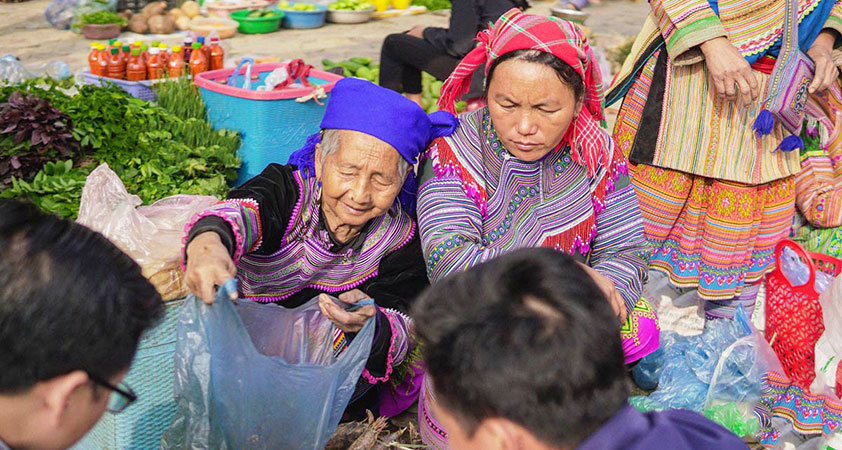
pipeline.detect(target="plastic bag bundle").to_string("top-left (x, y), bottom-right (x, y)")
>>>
top-left (630, 313), bottom-right (751, 412)
top-left (44, 0), bottom-right (77, 30)
top-left (703, 402), bottom-right (759, 438)
top-left (161, 280), bottom-right (375, 450)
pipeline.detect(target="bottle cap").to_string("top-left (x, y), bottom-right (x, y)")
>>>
top-left (173, 45), bottom-right (182, 52)
top-left (159, 44), bottom-right (168, 51)
top-left (122, 45), bottom-right (130, 52)
top-left (114, 40), bottom-right (122, 47)
top-left (90, 42), bottom-right (99, 49)
top-left (131, 48), bottom-right (141, 56)
top-left (150, 47), bottom-right (160, 54)
top-left (111, 47), bottom-right (119, 54)
top-left (210, 36), bottom-right (219, 43)
top-left (151, 41), bottom-right (161, 46)
top-left (192, 42), bottom-right (202, 49)
top-left (197, 36), bottom-right (205, 43)
top-left (141, 44), bottom-right (149, 51)
top-left (133, 40), bottom-right (142, 46)
top-left (108, 39), bottom-right (116, 45)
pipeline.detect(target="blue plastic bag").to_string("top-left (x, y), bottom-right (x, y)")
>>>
top-left (161, 280), bottom-right (375, 450)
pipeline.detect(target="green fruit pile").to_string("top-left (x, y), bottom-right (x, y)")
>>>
top-left (421, 72), bottom-right (465, 113)
top-left (323, 57), bottom-right (379, 83)
top-left (246, 9), bottom-right (281, 17)
top-left (279, 2), bottom-right (320, 11)
top-left (328, 0), bottom-right (373, 10)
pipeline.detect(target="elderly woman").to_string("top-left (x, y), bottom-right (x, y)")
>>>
top-left (414, 10), bottom-right (659, 448)
top-left (182, 78), bottom-right (457, 417)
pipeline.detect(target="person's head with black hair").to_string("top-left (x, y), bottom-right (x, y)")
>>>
top-left (412, 247), bottom-right (629, 450)
top-left (0, 199), bottom-right (163, 450)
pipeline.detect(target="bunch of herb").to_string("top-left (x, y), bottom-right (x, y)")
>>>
top-left (0, 91), bottom-right (80, 185)
top-left (154, 77), bottom-right (207, 121)
top-left (0, 160), bottom-right (90, 219)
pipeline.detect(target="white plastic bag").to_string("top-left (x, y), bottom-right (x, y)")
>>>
top-left (76, 164), bottom-right (218, 299)
top-left (813, 274), bottom-right (842, 398)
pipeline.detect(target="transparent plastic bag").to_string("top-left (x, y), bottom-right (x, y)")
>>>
top-left (781, 246), bottom-right (833, 293)
top-left (814, 274), bottom-right (842, 398)
top-left (0, 55), bottom-right (34, 83)
top-left (45, 0), bottom-right (77, 30)
top-left (705, 307), bottom-right (783, 437)
top-left (161, 280), bottom-right (375, 450)
top-left (76, 164), bottom-right (217, 299)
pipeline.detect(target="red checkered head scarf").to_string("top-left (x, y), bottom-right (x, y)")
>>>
top-left (438, 8), bottom-right (608, 175)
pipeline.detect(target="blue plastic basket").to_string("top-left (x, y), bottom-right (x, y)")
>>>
top-left (194, 61), bottom-right (343, 184)
top-left (81, 71), bottom-right (156, 101)
top-left (71, 300), bottom-right (184, 450)
top-left (281, 3), bottom-right (327, 28)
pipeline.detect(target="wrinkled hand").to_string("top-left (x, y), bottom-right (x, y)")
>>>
top-left (577, 263), bottom-right (628, 324)
top-left (700, 37), bottom-right (760, 106)
top-left (185, 231), bottom-right (238, 305)
top-left (407, 25), bottom-right (426, 39)
top-left (808, 30), bottom-right (839, 94)
top-left (318, 289), bottom-right (376, 333)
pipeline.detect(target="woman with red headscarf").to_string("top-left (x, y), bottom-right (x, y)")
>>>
top-left (414, 10), bottom-right (660, 448)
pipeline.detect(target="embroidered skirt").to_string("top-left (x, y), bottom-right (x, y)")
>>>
top-left (417, 297), bottom-right (660, 449)
top-left (631, 164), bottom-right (795, 301)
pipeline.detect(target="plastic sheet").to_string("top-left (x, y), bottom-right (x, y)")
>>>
top-left (76, 164), bottom-right (217, 300)
top-left (161, 280), bottom-right (374, 450)
top-left (0, 55), bottom-right (71, 82)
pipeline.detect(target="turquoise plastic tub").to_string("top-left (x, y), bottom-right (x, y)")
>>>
top-left (194, 62), bottom-right (343, 184)
top-left (71, 300), bottom-right (184, 450)
top-left (280, 3), bottom-right (327, 28)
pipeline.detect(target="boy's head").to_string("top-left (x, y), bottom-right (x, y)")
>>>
top-left (0, 200), bottom-right (163, 450)
top-left (413, 248), bottom-right (629, 450)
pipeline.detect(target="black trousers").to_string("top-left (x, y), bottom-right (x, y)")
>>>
top-left (379, 32), bottom-right (484, 98)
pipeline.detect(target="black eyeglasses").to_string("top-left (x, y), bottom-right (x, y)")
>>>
top-left (87, 373), bottom-right (137, 413)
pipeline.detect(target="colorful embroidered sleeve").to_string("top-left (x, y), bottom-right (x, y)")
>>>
top-left (183, 163), bottom-right (301, 265)
top-left (588, 148), bottom-right (650, 315)
top-left (416, 159), bottom-right (506, 283)
top-left (649, 0), bottom-right (727, 64)
top-left (361, 308), bottom-right (413, 385)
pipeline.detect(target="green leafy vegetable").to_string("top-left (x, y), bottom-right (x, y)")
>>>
top-left (80, 11), bottom-right (128, 26)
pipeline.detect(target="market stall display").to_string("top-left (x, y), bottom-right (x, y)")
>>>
top-left (0, 78), bottom-right (241, 220)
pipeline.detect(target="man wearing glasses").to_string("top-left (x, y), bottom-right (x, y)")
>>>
top-left (0, 200), bottom-right (164, 450)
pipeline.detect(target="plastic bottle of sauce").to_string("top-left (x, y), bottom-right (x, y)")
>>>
top-left (140, 44), bottom-right (150, 66)
top-left (209, 36), bottom-right (224, 71)
top-left (196, 36), bottom-right (210, 59)
top-left (189, 42), bottom-right (208, 78)
top-left (126, 48), bottom-right (146, 81)
top-left (121, 45), bottom-right (131, 66)
top-left (158, 43), bottom-right (169, 66)
top-left (183, 35), bottom-right (193, 62)
top-left (96, 44), bottom-right (109, 76)
top-left (88, 43), bottom-right (102, 75)
top-left (147, 47), bottom-right (165, 80)
top-left (168, 46), bottom-right (185, 78)
top-left (106, 47), bottom-right (126, 80)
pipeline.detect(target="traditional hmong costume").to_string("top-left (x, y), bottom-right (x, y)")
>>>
top-left (183, 78), bottom-right (457, 417)
top-left (415, 10), bottom-right (660, 449)
top-left (609, 0), bottom-right (842, 318)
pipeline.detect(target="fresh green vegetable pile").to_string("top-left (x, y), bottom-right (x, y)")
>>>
top-left (321, 57), bottom-right (466, 113)
top-left (328, 0), bottom-right (373, 10)
top-left (410, 0), bottom-right (450, 11)
top-left (279, 2), bottom-right (320, 11)
top-left (0, 78), bottom-right (240, 219)
top-left (80, 10), bottom-right (129, 26)
top-left (246, 9), bottom-right (282, 18)
top-left (323, 57), bottom-right (379, 82)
